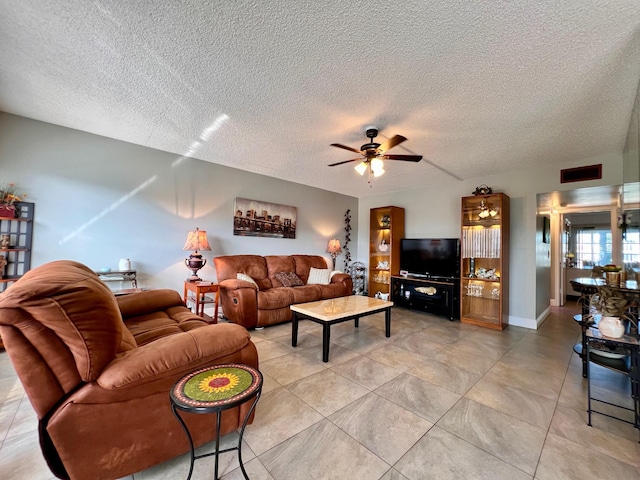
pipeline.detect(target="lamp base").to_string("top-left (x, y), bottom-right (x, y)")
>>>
top-left (185, 254), bottom-right (206, 282)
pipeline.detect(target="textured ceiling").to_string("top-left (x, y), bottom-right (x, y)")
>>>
top-left (1, 1), bottom-right (639, 198)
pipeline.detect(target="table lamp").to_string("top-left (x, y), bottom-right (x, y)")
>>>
top-left (326, 239), bottom-right (342, 270)
top-left (183, 227), bottom-right (211, 281)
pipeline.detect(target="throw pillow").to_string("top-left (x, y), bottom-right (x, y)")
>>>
top-left (236, 273), bottom-right (259, 290)
top-left (307, 267), bottom-right (331, 285)
top-left (274, 271), bottom-right (304, 287)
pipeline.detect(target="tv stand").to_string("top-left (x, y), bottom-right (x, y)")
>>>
top-left (391, 276), bottom-right (459, 321)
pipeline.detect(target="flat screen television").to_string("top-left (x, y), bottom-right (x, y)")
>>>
top-left (400, 238), bottom-right (460, 280)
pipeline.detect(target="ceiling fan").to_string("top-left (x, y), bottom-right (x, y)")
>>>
top-left (328, 127), bottom-right (423, 179)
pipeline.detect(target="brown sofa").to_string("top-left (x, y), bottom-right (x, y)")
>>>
top-left (0, 260), bottom-right (258, 480)
top-left (214, 254), bottom-right (353, 329)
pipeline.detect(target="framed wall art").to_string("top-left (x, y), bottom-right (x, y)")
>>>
top-left (233, 198), bottom-right (297, 239)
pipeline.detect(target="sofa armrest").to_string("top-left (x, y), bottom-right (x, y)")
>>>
top-left (219, 278), bottom-right (258, 291)
top-left (331, 273), bottom-right (353, 293)
top-left (218, 279), bottom-right (259, 329)
top-left (96, 323), bottom-right (253, 391)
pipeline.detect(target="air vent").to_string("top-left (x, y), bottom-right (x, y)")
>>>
top-left (560, 164), bottom-right (602, 183)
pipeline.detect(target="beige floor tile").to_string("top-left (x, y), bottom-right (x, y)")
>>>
top-left (242, 387), bottom-right (323, 456)
top-left (254, 338), bottom-right (299, 361)
top-left (366, 343), bottom-right (430, 371)
top-left (379, 468), bottom-right (410, 480)
top-left (4, 397), bottom-right (38, 440)
top-left (465, 376), bottom-right (557, 429)
top-left (394, 426), bottom-right (532, 480)
top-left (536, 433), bottom-right (640, 479)
top-left (436, 398), bottom-right (546, 475)
top-left (328, 392), bottom-right (432, 464)
top-left (259, 352), bottom-right (327, 386)
top-left (549, 404), bottom-right (640, 466)
top-left (259, 419), bottom-right (390, 480)
top-left (388, 330), bottom-right (449, 356)
top-left (375, 373), bottom-right (461, 423)
top-left (331, 355), bottom-right (402, 390)
top-left (0, 430), bottom-right (58, 480)
top-left (287, 369), bottom-right (370, 416)
top-left (408, 358), bottom-right (483, 395)
top-left (484, 360), bottom-right (565, 400)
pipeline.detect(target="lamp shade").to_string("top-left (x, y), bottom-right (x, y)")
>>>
top-left (354, 162), bottom-right (368, 176)
top-left (183, 228), bottom-right (211, 252)
top-left (326, 239), bottom-right (342, 254)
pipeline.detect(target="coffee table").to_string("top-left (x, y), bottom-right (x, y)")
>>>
top-left (290, 295), bottom-right (394, 362)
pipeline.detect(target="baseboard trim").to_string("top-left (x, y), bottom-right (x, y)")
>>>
top-left (507, 307), bottom-right (550, 330)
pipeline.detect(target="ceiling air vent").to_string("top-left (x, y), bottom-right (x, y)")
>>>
top-left (560, 164), bottom-right (602, 183)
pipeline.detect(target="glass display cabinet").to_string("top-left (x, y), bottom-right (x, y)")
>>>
top-left (460, 193), bottom-right (509, 329)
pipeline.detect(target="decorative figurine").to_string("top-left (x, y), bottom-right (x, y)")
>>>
top-left (473, 185), bottom-right (493, 196)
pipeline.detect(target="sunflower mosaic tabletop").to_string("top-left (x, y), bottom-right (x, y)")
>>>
top-left (171, 363), bottom-right (262, 413)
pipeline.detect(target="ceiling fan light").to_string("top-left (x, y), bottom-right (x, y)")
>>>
top-left (371, 158), bottom-right (385, 176)
top-left (354, 162), bottom-right (368, 176)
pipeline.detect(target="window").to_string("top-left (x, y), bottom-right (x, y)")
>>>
top-left (622, 231), bottom-right (640, 269)
top-left (575, 229), bottom-right (612, 267)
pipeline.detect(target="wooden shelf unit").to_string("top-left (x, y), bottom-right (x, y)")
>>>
top-left (0, 202), bottom-right (34, 293)
top-left (369, 206), bottom-right (404, 298)
top-left (460, 193), bottom-right (509, 330)
top-left (0, 202), bottom-right (34, 349)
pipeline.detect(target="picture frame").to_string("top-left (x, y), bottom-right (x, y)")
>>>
top-left (233, 198), bottom-right (297, 238)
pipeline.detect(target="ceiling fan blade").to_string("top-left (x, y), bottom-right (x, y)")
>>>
top-left (328, 158), bottom-right (364, 167)
top-left (330, 143), bottom-right (361, 154)
top-left (382, 154), bottom-right (423, 162)
top-left (378, 135), bottom-right (407, 153)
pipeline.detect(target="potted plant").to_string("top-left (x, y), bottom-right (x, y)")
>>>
top-left (0, 182), bottom-right (26, 218)
top-left (590, 286), bottom-right (629, 338)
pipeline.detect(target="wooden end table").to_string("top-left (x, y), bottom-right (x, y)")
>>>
top-left (184, 281), bottom-right (220, 323)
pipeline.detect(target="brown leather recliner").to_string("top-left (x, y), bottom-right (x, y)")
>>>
top-left (0, 260), bottom-right (259, 480)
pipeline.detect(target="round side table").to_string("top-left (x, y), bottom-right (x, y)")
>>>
top-left (170, 363), bottom-right (263, 480)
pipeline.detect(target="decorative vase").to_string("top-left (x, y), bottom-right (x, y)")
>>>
top-left (598, 316), bottom-right (625, 338)
top-left (0, 205), bottom-right (16, 219)
top-left (118, 258), bottom-right (131, 271)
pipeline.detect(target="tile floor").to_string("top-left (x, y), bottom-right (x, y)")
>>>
top-left (1, 304), bottom-right (639, 479)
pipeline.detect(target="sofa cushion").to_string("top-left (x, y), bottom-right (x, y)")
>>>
top-left (289, 285), bottom-right (322, 303)
top-left (307, 267), bottom-right (331, 285)
top-left (257, 288), bottom-right (294, 310)
top-left (274, 271), bottom-right (304, 287)
top-left (291, 255), bottom-right (329, 283)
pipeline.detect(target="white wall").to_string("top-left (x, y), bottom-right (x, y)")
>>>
top-left (0, 113), bottom-right (358, 293)
top-left (359, 153), bottom-right (624, 328)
